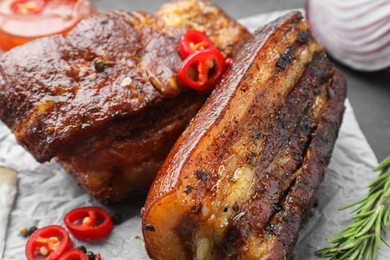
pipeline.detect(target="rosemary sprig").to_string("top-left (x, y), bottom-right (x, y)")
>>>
top-left (315, 155), bottom-right (390, 259)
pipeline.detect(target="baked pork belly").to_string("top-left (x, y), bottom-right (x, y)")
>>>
top-left (0, 0), bottom-right (251, 202)
top-left (142, 11), bottom-right (347, 259)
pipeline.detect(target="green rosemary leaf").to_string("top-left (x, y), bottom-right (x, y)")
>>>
top-left (353, 208), bottom-right (377, 219)
top-left (374, 206), bottom-right (383, 248)
top-left (338, 248), bottom-right (356, 260)
top-left (355, 209), bottom-right (379, 237)
top-left (314, 248), bottom-right (335, 258)
top-left (381, 236), bottom-right (390, 248)
top-left (327, 229), bottom-right (357, 244)
top-left (346, 218), bottom-right (369, 229)
top-left (372, 237), bottom-right (377, 260)
top-left (366, 237), bottom-right (376, 260)
top-left (340, 197), bottom-right (368, 210)
top-left (353, 191), bottom-right (382, 214)
top-left (349, 243), bottom-right (363, 260)
top-left (327, 224), bottom-right (359, 242)
top-left (316, 156), bottom-right (390, 259)
top-left (368, 172), bottom-right (388, 187)
top-left (314, 248), bottom-right (331, 255)
top-left (357, 239), bottom-right (368, 260)
top-left (337, 234), bottom-right (371, 251)
top-left (383, 175), bottom-right (390, 197)
top-left (369, 176), bottom-right (388, 193)
top-left (374, 156), bottom-right (390, 171)
top-left (384, 204), bottom-right (390, 227)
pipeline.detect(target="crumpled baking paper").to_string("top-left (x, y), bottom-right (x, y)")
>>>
top-left (0, 167), bottom-right (17, 258)
top-left (1, 10), bottom-right (389, 260)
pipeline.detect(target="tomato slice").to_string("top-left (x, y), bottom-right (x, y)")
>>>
top-left (178, 30), bottom-right (216, 59)
top-left (10, 0), bottom-right (45, 15)
top-left (178, 49), bottom-right (226, 91)
top-left (64, 206), bottom-right (114, 241)
top-left (58, 248), bottom-right (88, 260)
top-left (25, 225), bottom-right (72, 260)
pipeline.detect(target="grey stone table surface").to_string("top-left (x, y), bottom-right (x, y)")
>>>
top-left (93, 0), bottom-right (390, 161)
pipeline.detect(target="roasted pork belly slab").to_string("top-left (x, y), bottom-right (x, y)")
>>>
top-left (0, 10), bottom-right (183, 163)
top-left (142, 11), bottom-right (347, 259)
top-left (0, 0), bottom-right (250, 202)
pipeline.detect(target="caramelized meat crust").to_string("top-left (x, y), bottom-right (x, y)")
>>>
top-left (0, 0), bottom-right (250, 201)
top-left (142, 12), bottom-right (347, 259)
top-left (0, 10), bottom-right (181, 162)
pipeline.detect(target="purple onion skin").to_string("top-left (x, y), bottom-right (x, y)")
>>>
top-left (306, 0), bottom-right (390, 72)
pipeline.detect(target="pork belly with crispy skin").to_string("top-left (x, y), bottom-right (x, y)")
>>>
top-left (142, 11), bottom-right (347, 259)
top-left (0, 0), bottom-right (251, 202)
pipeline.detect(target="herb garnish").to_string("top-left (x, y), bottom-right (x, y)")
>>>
top-left (316, 155), bottom-right (390, 259)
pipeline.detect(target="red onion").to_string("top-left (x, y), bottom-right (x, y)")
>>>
top-left (306, 0), bottom-right (390, 71)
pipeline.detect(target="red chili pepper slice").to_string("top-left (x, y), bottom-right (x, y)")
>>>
top-left (178, 49), bottom-right (226, 91)
top-left (59, 248), bottom-right (88, 260)
top-left (225, 57), bottom-right (234, 67)
top-left (25, 225), bottom-right (72, 260)
top-left (10, 0), bottom-right (45, 15)
top-left (64, 206), bottom-right (113, 241)
top-left (178, 29), bottom-right (216, 59)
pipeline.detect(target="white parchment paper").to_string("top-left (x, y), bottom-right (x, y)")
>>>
top-left (0, 167), bottom-right (17, 258)
top-left (1, 11), bottom-right (389, 260)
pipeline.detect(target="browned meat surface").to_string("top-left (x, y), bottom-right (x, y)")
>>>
top-left (0, 10), bottom-right (183, 163)
top-left (155, 0), bottom-right (252, 58)
top-left (0, 0), bottom-right (251, 202)
top-left (142, 11), bottom-right (347, 260)
top-left (58, 91), bottom-right (208, 201)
